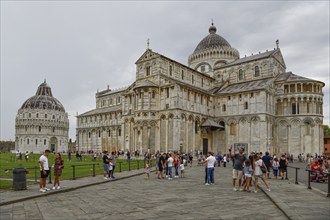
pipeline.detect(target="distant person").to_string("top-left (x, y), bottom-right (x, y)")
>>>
top-left (108, 158), bottom-right (114, 179)
top-left (223, 155), bottom-right (227, 167)
top-left (25, 151), bottom-right (29, 162)
top-left (68, 151), bottom-right (72, 162)
top-left (52, 153), bottom-right (64, 190)
top-left (19, 152), bottom-right (22, 162)
top-left (253, 154), bottom-right (271, 192)
top-left (110, 152), bottom-right (118, 178)
top-left (102, 151), bottom-right (109, 180)
top-left (279, 154), bottom-right (288, 180)
top-left (262, 152), bottom-right (273, 179)
top-left (167, 153), bottom-right (174, 180)
top-left (145, 160), bottom-right (150, 179)
top-left (173, 155), bottom-right (180, 178)
top-left (230, 148), bottom-right (247, 191)
top-left (205, 152), bottom-right (216, 185)
top-left (243, 159), bottom-right (253, 192)
top-left (180, 161), bottom-right (185, 178)
top-left (127, 151), bottom-right (131, 162)
top-left (272, 158), bottom-right (280, 179)
top-left (39, 150), bottom-right (51, 193)
top-left (93, 153), bottom-right (97, 161)
top-left (217, 153), bottom-right (222, 167)
top-left (157, 153), bottom-right (165, 179)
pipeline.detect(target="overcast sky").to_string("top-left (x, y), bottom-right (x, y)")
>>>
top-left (1, 1), bottom-right (329, 141)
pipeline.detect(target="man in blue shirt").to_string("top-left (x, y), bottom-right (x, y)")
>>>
top-left (262, 152), bottom-right (273, 179)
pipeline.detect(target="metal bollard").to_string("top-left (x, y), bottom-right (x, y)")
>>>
top-left (72, 165), bottom-right (76, 180)
top-left (137, 160), bottom-right (139, 170)
top-left (327, 173), bottom-right (330, 197)
top-left (48, 167), bottom-right (52, 184)
top-left (92, 164), bottom-right (96, 177)
top-left (119, 162), bottom-right (122, 172)
top-left (307, 169), bottom-right (312, 190)
top-left (129, 160), bottom-right (131, 171)
top-left (34, 166), bottom-right (38, 184)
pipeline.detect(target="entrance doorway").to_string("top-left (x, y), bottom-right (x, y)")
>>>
top-left (203, 138), bottom-right (208, 155)
top-left (50, 137), bottom-right (57, 152)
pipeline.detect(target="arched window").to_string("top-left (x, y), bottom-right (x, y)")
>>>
top-left (305, 122), bottom-right (311, 135)
top-left (118, 128), bottom-right (121, 136)
top-left (238, 69), bottom-right (243, 80)
top-left (39, 126), bottom-right (41, 132)
top-left (244, 102), bottom-right (248, 109)
top-left (88, 132), bottom-right (91, 138)
top-left (255, 66), bottom-right (260, 77)
top-left (230, 123), bottom-right (236, 135)
top-left (52, 115), bottom-right (55, 119)
top-left (152, 91), bottom-right (156, 99)
top-left (195, 121), bottom-right (198, 133)
top-left (98, 130), bottom-right (101, 138)
top-left (222, 104), bottom-right (226, 112)
top-left (169, 65), bottom-right (172, 76)
top-left (146, 66), bottom-right (151, 76)
top-left (27, 139), bottom-right (29, 144)
top-left (36, 113), bottom-right (39, 118)
top-left (29, 113), bottom-right (31, 118)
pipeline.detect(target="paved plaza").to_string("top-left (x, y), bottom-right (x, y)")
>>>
top-left (0, 163), bottom-right (329, 220)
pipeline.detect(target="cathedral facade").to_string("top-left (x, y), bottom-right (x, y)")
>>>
top-left (76, 23), bottom-right (324, 156)
top-left (15, 81), bottom-right (69, 153)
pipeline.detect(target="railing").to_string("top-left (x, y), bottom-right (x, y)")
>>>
top-left (287, 165), bottom-right (300, 184)
top-left (305, 168), bottom-right (330, 197)
top-left (71, 163), bottom-right (98, 180)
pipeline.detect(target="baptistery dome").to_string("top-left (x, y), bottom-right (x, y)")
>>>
top-left (20, 81), bottom-right (65, 112)
top-left (15, 81), bottom-right (69, 153)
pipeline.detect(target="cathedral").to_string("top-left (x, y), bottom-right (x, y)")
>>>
top-left (76, 23), bottom-right (324, 156)
top-left (15, 81), bottom-right (69, 153)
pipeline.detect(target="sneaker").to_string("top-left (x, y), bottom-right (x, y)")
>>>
top-left (104, 177), bottom-right (108, 180)
top-left (267, 188), bottom-right (271, 192)
top-left (233, 187), bottom-right (237, 192)
top-left (43, 187), bottom-right (50, 191)
top-left (205, 183), bottom-right (210, 186)
top-left (254, 190), bottom-right (258, 193)
top-left (52, 187), bottom-right (56, 190)
top-left (57, 186), bottom-right (61, 190)
top-left (211, 183), bottom-right (214, 185)
top-left (239, 187), bottom-right (243, 191)
top-left (165, 175), bottom-right (168, 178)
top-left (39, 189), bottom-right (46, 193)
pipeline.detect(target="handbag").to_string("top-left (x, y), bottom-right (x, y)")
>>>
top-left (261, 166), bottom-right (267, 173)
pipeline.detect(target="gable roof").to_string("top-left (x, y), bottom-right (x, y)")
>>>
top-left (217, 49), bottom-right (278, 69)
top-left (213, 77), bottom-right (275, 95)
top-left (78, 105), bottom-right (122, 117)
top-left (275, 72), bottom-right (324, 85)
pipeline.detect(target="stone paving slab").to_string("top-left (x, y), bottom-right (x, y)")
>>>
top-left (1, 165), bottom-right (287, 220)
top-left (1, 163), bottom-right (329, 220)
top-left (258, 177), bottom-right (330, 220)
top-left (0, 168), bottom-right (148, 206)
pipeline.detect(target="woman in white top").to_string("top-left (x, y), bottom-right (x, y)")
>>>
top-left (253, 154), bottom-right (271, 193)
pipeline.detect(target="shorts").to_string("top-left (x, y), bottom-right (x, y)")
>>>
top-left (103, 164), bottom-right (109, 171)
top-left (244, 174), bottom-right (252, 178)
top-left (40, 170), bottom-right (50, 178)
top-left (266, 166), bottom-right (271, 172)
top-left (254, 175), bottom-right (263, 179)
top-left (232, 169), bottom-right (243, 179)
top-left (280, 168), bottom-right (287, 173)
top-left (158, 165), bottom-right (163, 172)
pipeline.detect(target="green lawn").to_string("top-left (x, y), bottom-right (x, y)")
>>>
top-left (0, 153), bottom-right (154, 182)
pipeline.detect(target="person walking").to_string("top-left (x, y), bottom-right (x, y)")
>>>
top-left (223, 154), bottom-right (227, 167)
top-left (279, 154), bottom-right (288, 180)
top-left (253, 154), bottom-right (271, 192)
top-left (217, 153), bottom-right (222, 167)
top-left (272, 158), bottom-right (280, 179)
top-left (230, 148), bottom-right (247, 191)
top-left (52, 153), bottom-right (64, 190)
top-left (262, 152), bottom-right (273, 179)
top-left (180, 161), bottom-right (185, 178)
top-left (108, 158), bottom-right (114, 179)
top-left (39, 149), bottom-right (51, 193)
top-left (205, 152), bottom-right (216, 185)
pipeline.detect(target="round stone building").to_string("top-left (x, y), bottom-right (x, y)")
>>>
top-left (15, 81), bottom-right (69, 153)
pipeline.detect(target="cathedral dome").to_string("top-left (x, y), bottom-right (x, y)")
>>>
top-left (20, 81), bottom-right (65, 112)
top-left (193, 23), bottom-right (232, 53)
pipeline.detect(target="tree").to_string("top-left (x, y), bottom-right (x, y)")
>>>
top-left (324, 125), bottom-right (330, 136)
